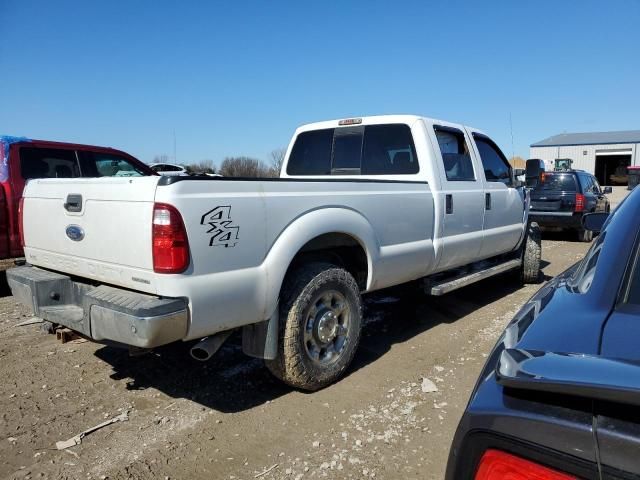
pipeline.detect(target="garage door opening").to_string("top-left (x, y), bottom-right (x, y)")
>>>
top-left (595, 153), bottom-right (631, 186)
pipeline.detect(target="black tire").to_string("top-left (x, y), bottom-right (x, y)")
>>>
top-left (521, 222), bottom-right (541, 284)
top-left (576, 227), bottom-right (593, 242)
top-left (265, 262), bottom-right (362, 391)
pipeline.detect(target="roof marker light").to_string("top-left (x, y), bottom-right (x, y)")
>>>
top-left (338, 118), bottom-right (362, 126)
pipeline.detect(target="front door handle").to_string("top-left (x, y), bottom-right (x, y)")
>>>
top-left (485, 193), bottom-right (492, 210)
top-left (446, 194), bottom-right (453, 214)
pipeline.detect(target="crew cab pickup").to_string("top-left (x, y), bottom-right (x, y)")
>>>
top-left (8, 115), bottom-right (542, 390)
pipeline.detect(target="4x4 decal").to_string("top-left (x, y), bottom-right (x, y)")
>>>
top-left (200, 206), bottom-right (239, 247)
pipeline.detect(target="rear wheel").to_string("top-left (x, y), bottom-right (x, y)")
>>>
top-left (520, 222), bottom-right (541, 284)
top-left (266, 262), bottom-right (362, 391)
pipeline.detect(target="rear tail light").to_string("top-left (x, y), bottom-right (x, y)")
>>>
top-left (475, 450), bottom-right (576, 480)
top-left (152, 203), bottom-right (190, 273)
top-left (575, 193), bottom-right (585, 212)
top-left (18, 197), bottom-right (25, 248)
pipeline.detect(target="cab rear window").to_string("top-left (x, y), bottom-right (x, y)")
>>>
top-left (287, 124), bottom-right (419, 176)
top-left (537, 174), bottom-right (577, 191)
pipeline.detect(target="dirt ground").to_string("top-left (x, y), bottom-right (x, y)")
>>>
top-left (1, 190), bottom-right (627, 480)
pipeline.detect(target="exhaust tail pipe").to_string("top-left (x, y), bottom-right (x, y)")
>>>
top-left (190, 330), bottom-right (233, 361)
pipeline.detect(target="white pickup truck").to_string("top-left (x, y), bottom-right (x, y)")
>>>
top-left (8, 115), bottom-right (542, 390)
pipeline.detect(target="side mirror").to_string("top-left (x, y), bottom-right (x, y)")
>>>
top-left (514, 168), bottom-right (525, 177)
top-left (582, 212), bottom-right (609, 232)
top-left (603, 186), bottom-right (613, 194)
top-left (525, 159), bottom-right (545, 188)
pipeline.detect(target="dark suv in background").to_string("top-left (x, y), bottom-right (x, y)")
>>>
top-left (529, 170), bottom-right (611, 242)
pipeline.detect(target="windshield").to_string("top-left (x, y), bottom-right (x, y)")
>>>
top-left (567, 194), bottom-right (632, 293)
top-left (82, 152), bottom-right (147, 177)
top-left (570, 232), bottom-right (606, 293)
top-left (536, 173), bottom-right (577, 191)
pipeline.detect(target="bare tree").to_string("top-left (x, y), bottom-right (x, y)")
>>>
top-left (185, 159), bottom-right (216, 175)
top-left (219, 157), bottom-right (268, 177)
top-left (152, 154), bottom-right (171, 164)
top-left (267, 148), bottom-right (287, 177)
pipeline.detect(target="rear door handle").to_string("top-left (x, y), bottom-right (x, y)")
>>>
top-left (485, 193), bottom-right (492, 210)
top-left (446, 194), bottom-right (453, 214)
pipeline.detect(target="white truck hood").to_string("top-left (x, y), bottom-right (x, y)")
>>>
top-left (22, 176), bottom-right (161, 293)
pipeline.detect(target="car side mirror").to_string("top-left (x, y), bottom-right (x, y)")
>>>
top-left (525, 159), bottom-right (545, 188)
top-left (603, 186), bottom-right (613, 194)
top-left (582, 212), bottom-right (609, 232)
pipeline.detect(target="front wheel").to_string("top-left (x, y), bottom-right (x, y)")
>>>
top-left (266, 262), bottom-right (362, 391)
top-left (520, 222), bottom-right (541, 284)
top-left (576, 227), bottom-right (593, 242)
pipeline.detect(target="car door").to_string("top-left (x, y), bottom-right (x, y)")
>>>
top-left (597, 226), bottom-right (640, 476)
top-left (469, 132), bottom-right (525, 259)
top-left (431, 124), bottom-right (485, 271)
top-left (590, 176), bottom-right (609, 213)
top-left (577, 173), bottom-right (598, 213)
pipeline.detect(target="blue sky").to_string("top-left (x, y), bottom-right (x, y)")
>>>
top-left (1, 1), bottom-right (639, 166)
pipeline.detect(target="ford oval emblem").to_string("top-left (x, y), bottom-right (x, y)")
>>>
top-left (65, 225), bottom-right (85, 242)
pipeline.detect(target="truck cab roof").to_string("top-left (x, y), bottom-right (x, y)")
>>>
top-left (295, 114), bottom-right (485, 136)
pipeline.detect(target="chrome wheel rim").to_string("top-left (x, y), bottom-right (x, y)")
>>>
top-left (303, 290), bottom-right (350, 366)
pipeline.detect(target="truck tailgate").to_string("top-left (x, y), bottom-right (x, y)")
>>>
top-left (22, 176), bottom-right (160, 292)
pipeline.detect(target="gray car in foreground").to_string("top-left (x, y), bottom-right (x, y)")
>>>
top-left (446, 186), bottom-right (640, 479)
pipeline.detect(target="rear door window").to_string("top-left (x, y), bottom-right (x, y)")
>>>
top-left (434, 126), bottom-right (475, 181)
top-left (577, 174), bottom-right (590, 193)
top-left (473, 135), bottom-right (512, 185)
top-left (538, 174), bottom-right (578, 191)
top-left (361, 124), bottom-right (418, 175)
top-left (19, 147), bottom-right (79, 179)
top-left (79, 152), bottom-right (146, 177)
top-left (287, 124), bottom-right (419, 176)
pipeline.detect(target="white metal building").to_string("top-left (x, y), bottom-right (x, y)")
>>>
top-left (530, 130), bottom-right (640, 185)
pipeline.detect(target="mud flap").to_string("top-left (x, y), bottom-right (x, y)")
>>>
top-left (242, 307), bottom-right (278, 360)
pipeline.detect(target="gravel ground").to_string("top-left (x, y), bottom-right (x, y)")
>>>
top-left (1, 188), bottom-right (627, 480)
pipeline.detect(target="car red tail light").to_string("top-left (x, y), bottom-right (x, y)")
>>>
top-left (18, 196), bottom-right (25, 248)
top-left (575, 193), bottom-right (585, 212)
top-left (152, 203), bottom-right (190, 273)
top-left (475, 450), bottom-right (576, 480)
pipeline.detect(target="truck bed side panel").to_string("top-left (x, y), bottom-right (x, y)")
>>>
top-left (154, 179), bottom-right (435, 340)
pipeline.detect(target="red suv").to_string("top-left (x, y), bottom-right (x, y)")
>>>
top-left (0, 136), bottom-right (154, 260)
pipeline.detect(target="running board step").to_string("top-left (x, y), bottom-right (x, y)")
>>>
top-left (427, 259), bottom-right (521, 296)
